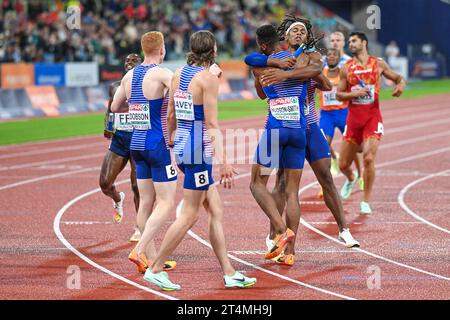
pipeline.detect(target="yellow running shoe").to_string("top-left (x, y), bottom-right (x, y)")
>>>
top-left (358, 177), bottom-right (364, 191)
top-left (330, 152), bottom-right (340, 176)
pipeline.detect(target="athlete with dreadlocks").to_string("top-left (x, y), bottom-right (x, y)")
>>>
top-left (247, 24), bottom-right (323, 264)
top-left (245, 16), bottom-right (359, 266)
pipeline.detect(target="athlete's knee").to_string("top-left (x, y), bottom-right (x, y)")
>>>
top-left (99, 175), bottom-right (112, 193)
top-left (363, 153), bottom-right (375, 168)
top-left (249, 178), bottom-right (264, 195)
top-left (339, 156), bottom-right (352, 172)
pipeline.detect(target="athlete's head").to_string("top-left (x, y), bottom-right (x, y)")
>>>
top-left (186, 30), bottom-right (217, 67)
top-left (326, 48), bottom-right (341, 69)
top-left (330, 32), bottom-right (346, 52)
top-left (348, 32), bottom-right (368, 54)
top-left (277, 15), bottom-right (312, 49)
top-left (124, 53), bottom-right (142, 71)
top-left (141, 31), bottom-right (166, 63)
top-left (256, 24), bottom-right (279, 55)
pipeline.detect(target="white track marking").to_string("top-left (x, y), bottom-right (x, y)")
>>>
top-left (0, 142), bottom-right (105, 160)
top-left (0, 167), bottom-right (97, 191)
top-left (299, 215), bottom-right (450, 282)
top-left (0, 153), bottom-right (105, 171)
top-left (175, 188), bottom-right (356, 300)
top-left (53, 182), bottom-right (178, 301)
top-left (398, 169), bottom-right (450, 234)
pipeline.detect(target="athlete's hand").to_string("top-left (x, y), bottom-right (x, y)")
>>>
top-left (219, 164), bottom-right (237, 189)
top-left (392, 82), bottom-right (405, 97)
top-left (103, 130), bottom-right (113, 140)
top-left (261, 69), bottom-right (287, 86)
top-left (268, 57), bottom-right (296, 69)
top-left (352, 87), bottom-right (371, 98)
top-left (209, 63), bottom-right (223, 78)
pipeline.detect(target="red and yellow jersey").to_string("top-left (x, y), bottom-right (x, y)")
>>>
top-left (345, 56), bottom-right (381, 108)
top-left (319, 67), bottom-right (348, 111)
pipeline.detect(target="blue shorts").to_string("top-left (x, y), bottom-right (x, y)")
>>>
top-left (306, 123), bottom-right (331, 164)
top-left (109, 130), bottom-right (132, 158)
top-left (130, 140), bottom-right (177, 182)
top-left (254, 127), bottom-right (306, 169)
top-left (175, 154), bottom-right (214, 191)
top-left (319, 108), bottom-right (348, 139)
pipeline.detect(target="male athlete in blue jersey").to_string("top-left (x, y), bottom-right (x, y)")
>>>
top-left (248, 24), bottom-right (323, 264)
top-left (99, 53), bottom-right (142, 242)
top-left (111, 32), bottom-right (177, 274)
top-left (144, 31), bottom-right (256, 291)
top-left (246, 17), bottom-right (359, 266)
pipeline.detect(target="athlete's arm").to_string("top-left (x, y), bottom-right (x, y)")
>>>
top-left (244, 52), bottom-right (296, 69)
top-left (202, 72), bottom-right (234, 188)
top-left (252, 70), bottom-right (267, 100)
top-left (260, 52), bottom-right (322, 86)
top-left (336, 65), bottom-right (370, 101)
top-left (379, 59), bottom-right (406, 97)
top-left (111, 71), bottom-right (132, 113)
top-left (103, 83), bottom-right (118, 139)
top-left (167, 69), bottom-right (181, 147)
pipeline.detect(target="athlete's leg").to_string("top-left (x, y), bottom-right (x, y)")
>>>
top-left (270, 168), bottom-right (286, 239)
top-left (129, 157), bottom-right (140, 213)
top-left (99, 150), bottom-right (128, 203)
top-left (151, 189), bottom-right (206, 273)
top-left (136, 180), bottom-right (177, 261)
top-left (135, 179), bottom-right (155, 233)
top-left (361, 137), bottom-right (380, 203)
top-left (339, 140), bottom-right (359, 182)
top-left (203, 185), bottom-right (236, 276)
top-left (310, 158), bottom-right (348, 231)
top-left (283, 168), bottom-right (303, 255)
top-left (250, 164), bottom-right (287, 234)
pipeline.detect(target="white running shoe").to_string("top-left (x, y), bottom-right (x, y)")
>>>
top-left (338, 228), bottom-right (360, 248)
top-left (129, 228), bottom-right (141, 242)
top-left (113, 192), bottom-right (125, 223)
top-left (265, 234), bottom-right (273, 251)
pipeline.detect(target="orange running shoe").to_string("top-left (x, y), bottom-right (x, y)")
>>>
top-left (275, 253), bottom-right (295, 266)
top-left (128, 248), bottom-right (177, 273)
top-left (128, 248), bottom-right (150, 273)
top-left (264, 228), bottom-right (295, 260)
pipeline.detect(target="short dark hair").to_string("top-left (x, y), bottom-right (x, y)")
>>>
top-left (349, 31), bottom-right (369, 49)
top-left (256, 24), bottom-right (279, 46)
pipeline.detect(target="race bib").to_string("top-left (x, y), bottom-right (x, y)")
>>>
top-left (114, 113), bottom-right (133, 132)
top-left (269, 96), bottom-right (300, 121)
top-left (194, 170), bottom-right (209, 188)
top-left (174, 90), bottom-right (195, 121)
top-left (322, 89), bottom-right (343, 107)
top-left (351, 84), bottom-right (375, 105)
top-left (129, 103), bottom-right (150, 130)
top-left (165, 164), bottom-right (177, 179)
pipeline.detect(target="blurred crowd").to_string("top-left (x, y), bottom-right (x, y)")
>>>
top-left (0, 0), bottom-right (344, 65)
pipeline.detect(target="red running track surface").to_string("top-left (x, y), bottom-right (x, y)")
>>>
top-left (0, 94), bottom-right (449, 300)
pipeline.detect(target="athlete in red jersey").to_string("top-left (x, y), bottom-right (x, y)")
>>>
top-left (336, 32), bottom-right (406, 215)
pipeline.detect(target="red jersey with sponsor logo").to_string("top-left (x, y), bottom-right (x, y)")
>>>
top-left (346, 56), bottom-right (381, 109)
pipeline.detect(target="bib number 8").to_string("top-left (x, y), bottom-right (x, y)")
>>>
top-left (194, 170), bottom-right (209, 188)
top-left (165, 164), bottom-right (177, 179)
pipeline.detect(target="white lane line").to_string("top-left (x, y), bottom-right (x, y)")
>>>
top-left (0, 142), bottom-right (105, 160)
top-left (299, 215), bottom-right (450, 282)
top-left (176, 173), bottom-right (356, 301)
top-left (53, 181), bottom-right (178, 301)
top-left (0, 153), bottom-right (105, 171)
top-left (0, 167), bottom-right (97, 191)
top-left (398, 169), bottom-right (450, 234)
